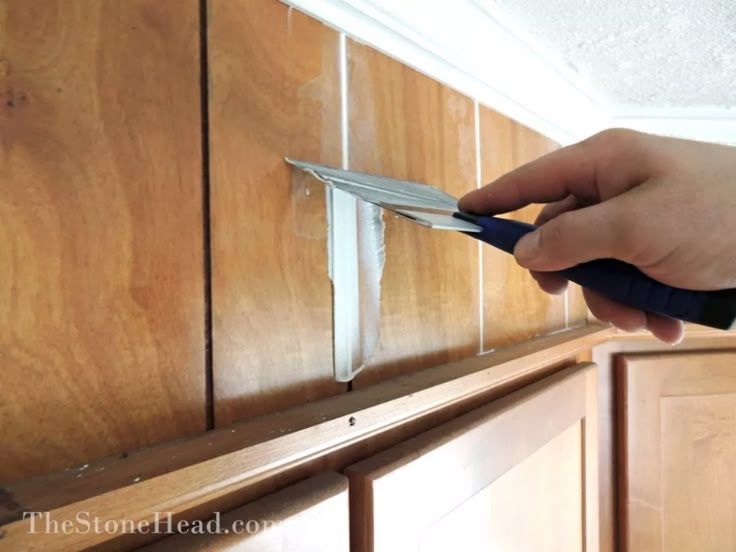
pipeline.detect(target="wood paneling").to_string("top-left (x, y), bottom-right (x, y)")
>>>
top-left (618, 351), bottom-right (736, 551)
top-left (348, 42), bottom-right (479, 385)
top-left (0, 0), bottom-right (205, 484)
top-left (569, 284), bottom-right (589, 325)
top-left (346, 363), bottom-right (599, 552)
top-left (141, 472), bottom-right (349, 552)
top-left (209, 0), bottom-right (343, 424)
top-left (478, 106), bottom-right (588, 349)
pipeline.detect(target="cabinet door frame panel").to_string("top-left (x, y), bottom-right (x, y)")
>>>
top-left (617, 350), bottom-right (736, 551)
top-left (593, 327), bottom-right (736, 552)
top-left (140, 472), bottom-right (349, 552)
top-left (346, 363), bottom-right (599, 552)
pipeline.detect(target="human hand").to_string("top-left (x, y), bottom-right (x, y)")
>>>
top-left (458, 129), bottom-right (736, 344)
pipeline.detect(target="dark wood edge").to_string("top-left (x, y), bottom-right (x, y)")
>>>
top-left (0, 324), bottom-right (611, 550)
top-left (614, 353), bottom-right (630, 552)
top-left (583, 363), bottom-right (600, 552)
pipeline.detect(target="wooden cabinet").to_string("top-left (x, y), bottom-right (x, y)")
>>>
top-left (142, 473), bottom-right (349, 552)
top-left (4, 327), bottom-right (736, 552)
top-left (618, 350), bottom-right (736, 552)
top-left (346, 364), bottom-right (599, 552)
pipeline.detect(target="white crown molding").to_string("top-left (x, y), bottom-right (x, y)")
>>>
top-left (609, 106), bottom-right (736, 145)
top-left (609, 116), bottom-right (736, 146)
top-left (283, 0), bottom-right (736, 146)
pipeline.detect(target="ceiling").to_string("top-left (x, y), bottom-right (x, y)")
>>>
top-left (494, 0), bottom-right (736, 112)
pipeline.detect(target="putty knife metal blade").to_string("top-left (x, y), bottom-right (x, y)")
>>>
top-left (286, 158), bottom-right (482, 233)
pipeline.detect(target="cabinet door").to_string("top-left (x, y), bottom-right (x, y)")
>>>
top-left (141, 472), bottom-right (349, 551)
top-left (346, 364), bottom-right (598, 552)
top-left (618, 351), bottom-right (736, 551)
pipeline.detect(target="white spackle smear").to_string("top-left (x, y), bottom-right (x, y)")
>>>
top-left (327, 187), bottom-right (360, 382)
top-left (356, 201), bottom-right (385, 371)
top-left (301, 164), bottom-right (385, 381)
top-left (327, 188), bottom-right (385, 382)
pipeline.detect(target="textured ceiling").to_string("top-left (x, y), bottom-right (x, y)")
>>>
top-left (494, 0), bottom-right (736, 110)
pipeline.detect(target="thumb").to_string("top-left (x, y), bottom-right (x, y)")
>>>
top-left (514, 200), bottom-right (634, 271)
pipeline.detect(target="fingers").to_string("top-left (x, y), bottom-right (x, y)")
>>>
top-left (530, 271), bottom-right (568, 294)
top-left (645, 313), bottom-right (684, 344)
top-left (514, 197), bottom-right (636, 271)
top-left (458, 129), bottom-right (653, 215)
top-left (583, 288), bottom-right (683, 344)
top-left (459, 143), bottom-right (596, 214)
top-left (584, 288), bottom-right (647, 331)
top-left (534, 195), bottom-right (580, 226)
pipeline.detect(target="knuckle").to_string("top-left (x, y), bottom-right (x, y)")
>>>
top-left (590, 128), bottom-right (639, 146)
top-left (540, 212), bottom-right (574, 249)
top-left (583, 128), bottom-right (643, 161)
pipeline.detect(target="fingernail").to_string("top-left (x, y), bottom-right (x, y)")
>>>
top-left (459, 189), bottom-right (491, 212)
top-left (457, 192), bottom-right (477, 211)
top-left (514, 231), bottom-right (541, 265)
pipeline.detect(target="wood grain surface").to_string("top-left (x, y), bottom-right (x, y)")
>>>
top-left (593, 328), bottom-right (736, 552)
top-left (0, 0), bottom-right (205, 484)
top-left (346, 363), bottom-right (598, 552)
top-left (618, 351), bottom-right (736, 551)
top-left (478, 106), bottom-right (587, 349)
top-left (421, 423), bottom-right (584, 552)
top-left (348, 42), bottom-right (480, 386)
top-left (208, 0), bottom-right (344, 424)
top-left (141, 472), bottom-right (349, 552)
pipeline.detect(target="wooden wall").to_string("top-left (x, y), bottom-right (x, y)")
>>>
top-left (348, 42), bottom-right (480, 386)
top-left (207, 0), bottom-right (344, 425)
top-left (0, 0), bottom-right (206, 484)
top-left (478, 109), bottom-right (589, 349)
top-left (0, 0), bottom-right (586, 484)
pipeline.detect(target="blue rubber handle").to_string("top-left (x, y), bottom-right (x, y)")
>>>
top-left (454, 213), bottom-right (736, 330)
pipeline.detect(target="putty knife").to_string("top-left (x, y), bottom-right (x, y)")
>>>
top-left (287, 158), bottom-right (736, 331)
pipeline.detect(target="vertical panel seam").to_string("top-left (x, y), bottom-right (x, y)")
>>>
top-left (338, 32), bottom-right (357, 391)
top-left (340, 33), bottom-right (349, 171)
top-left (339, 32), bottom-right (353, 392)
top-left (199, 0), bottom-right (215, 429)
top-left (474, 100), bottom-right (484, 354)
